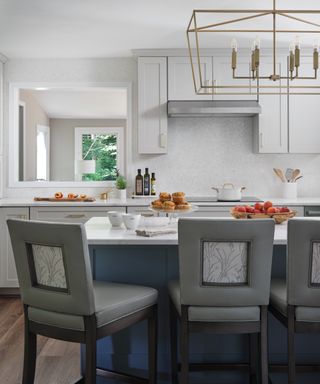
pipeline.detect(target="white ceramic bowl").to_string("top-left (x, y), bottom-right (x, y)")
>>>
top-left (122, 213), bottom-right (141, 230)
top-left (107, 211), bottom-right (123, 227)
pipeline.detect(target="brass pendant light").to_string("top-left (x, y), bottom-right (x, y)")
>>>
top-left (187, 0), bottom-right (320, 95)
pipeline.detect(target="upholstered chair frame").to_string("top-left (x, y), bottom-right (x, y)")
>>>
top-left (7, 219), bottom-right (157, 384)
top-left (170, 218), bottom-right (275, 384)
top-left (269, 218), bottom-right (320, 384)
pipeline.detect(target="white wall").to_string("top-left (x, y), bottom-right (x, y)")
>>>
top-left (133, 117), bottom-right (320, 197)
top-left (19, 90), bottom-right (50, 181)
top-left (49, 118), bottom-right (126, 181)
top-left (2, 58), bottom-right (320, 198)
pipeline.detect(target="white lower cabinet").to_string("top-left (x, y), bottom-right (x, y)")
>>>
top-left (178, 206), bottom-right (232, 218)
top-left (30, 206), bottom-right (125, 223)
top-left (0, 207), bottom-right (29, 287)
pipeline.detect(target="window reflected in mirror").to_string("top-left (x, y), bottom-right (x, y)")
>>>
top-left (14, 87), bottom-right (127, 183)
top-left (75, 127), bottom-right (123, 181)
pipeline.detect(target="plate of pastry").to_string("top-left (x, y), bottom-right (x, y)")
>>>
top-left (149, 192), bottom-right (198, 214)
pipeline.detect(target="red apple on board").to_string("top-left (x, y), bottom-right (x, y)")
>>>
top-left (264, 201), bottom-right (273, 211)
top-left (254, 203), bottom-right (264, 211)
top-left (280, 207), bottom-right (290, 213)
top-left (236, 206), bottom-right (246, 213)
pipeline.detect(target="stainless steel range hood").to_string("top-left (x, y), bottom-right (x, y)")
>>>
top-left (167, 100), bottom-right (262, 117)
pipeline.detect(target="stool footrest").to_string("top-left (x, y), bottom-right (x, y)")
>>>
top-left (96, 367), bottom-right (148, 384)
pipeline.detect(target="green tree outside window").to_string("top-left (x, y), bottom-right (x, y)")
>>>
top-left (81, 134), bottom-right (118, 181)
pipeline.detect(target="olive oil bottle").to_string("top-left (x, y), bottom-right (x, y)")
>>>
top-left (143, 168), bottom-right (150, 195)
top-left (135, 169), bottom-right (143, 196)
top-left (151, 173), bottom-right (156, 196)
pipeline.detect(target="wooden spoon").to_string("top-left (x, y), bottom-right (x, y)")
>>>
top-left (273, 168), bottom-right (286, 183)
top-left (291, 169), bottom-right (301, 182)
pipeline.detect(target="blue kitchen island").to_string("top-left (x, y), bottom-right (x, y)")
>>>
top-left (85, 217), bottom-right (320, 384)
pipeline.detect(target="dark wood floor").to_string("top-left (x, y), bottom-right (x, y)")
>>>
top-left (0, 297), bottom-right (81, 384)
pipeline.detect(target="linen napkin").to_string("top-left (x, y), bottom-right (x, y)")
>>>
top-left (136, 225), bottom-right (177, 237)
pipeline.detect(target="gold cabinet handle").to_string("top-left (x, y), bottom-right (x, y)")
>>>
top-left (65, 214), bottom-right (86, 219)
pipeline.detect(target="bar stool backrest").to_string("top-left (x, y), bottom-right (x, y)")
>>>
top-left (7, 219), bottom-right (95, 316)
top-left (287, 218), bottom-right (320, 306)
top-left (178, 218), bottom-right (275, 307)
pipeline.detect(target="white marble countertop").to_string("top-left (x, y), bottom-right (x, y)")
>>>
top-left (85, 217), bottom-right (288, 246)
top-left (1, 196), bottom-right (320, 207)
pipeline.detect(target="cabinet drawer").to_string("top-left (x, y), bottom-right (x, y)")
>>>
top-left (127, 206), bottom-right (153, 216)
top-left (30, 206), bottom-right (126, 223)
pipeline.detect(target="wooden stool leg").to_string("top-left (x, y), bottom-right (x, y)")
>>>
top-left (170, 299), bottom-right (178, 384)
top-left (260, 306), bottom-right (269, 384)
top-left (84, 316), bottom-right (97, 384)
top-left (249, 333), bottom-right (258, 384)
top-left (22, 314), bottom-right (37, 384)
top-left (288, 305), bottom-right (296, 384)
top-left (148, 305), bottom-right (158, 384)
top-left (180, 306), bottom-right (189, 384)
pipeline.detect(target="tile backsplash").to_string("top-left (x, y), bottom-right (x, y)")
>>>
top-left (132, 117), bottom-right (320, 197)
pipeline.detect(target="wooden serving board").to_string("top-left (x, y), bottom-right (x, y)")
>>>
top-left (34, 197), bottom-right (96, 202)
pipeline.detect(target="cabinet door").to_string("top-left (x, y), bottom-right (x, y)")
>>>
top-left (0, 207), bottom-right (29, 287)
top-left (213, 56), bottom-right (257, 100)
top-left (138, 57), bottom-right (168, 154)
top-left (289, 57), bottom-right (320, 153)
top-left (254, 57), bottom-right (288, 153)
top-left (0, 61), bottom-right (3, 155)
top-left (168, 56), bottom-right (213, 100)
top-left (30, 206), bottom-right (125, 223)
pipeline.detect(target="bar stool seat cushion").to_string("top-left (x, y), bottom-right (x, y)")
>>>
top-left (168, 280), bottom-right (260, 322)
top-left (28, 281), bottom-right (158, 331)
top-left (270, 278), bottom-right (320, 322)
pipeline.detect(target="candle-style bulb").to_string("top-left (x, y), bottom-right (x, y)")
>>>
top-left (289, 42), bottom-right (295, 53)
top-left (314, 39), bottom-right (320, 52)
top-left (231, 38), bottom-right (238, 52)
top-left (255, 36), bottom-right (261, 49)
top-left (294, 35), bottom-right (301, 49)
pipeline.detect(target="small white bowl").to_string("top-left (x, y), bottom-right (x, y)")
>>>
top-left (122, 213), bottom-right (141, 230)
top-left (107, 211), bottom-right (123, 227)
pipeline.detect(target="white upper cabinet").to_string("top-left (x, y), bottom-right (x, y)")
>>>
top-left (168, 56), bottom-right (213, 100)
top-left (254, 57), bottom-right (288, 153)
top-left (212, 56), bottom-right (257, 100)
top-left (288, 56), bottom-right (320, 153)
top-left (138, 57), bottom-right (168, 154)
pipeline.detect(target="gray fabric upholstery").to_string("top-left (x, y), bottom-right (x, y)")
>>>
top-left (28, 281), bottom-right (158, 330)
top-left (7, 219), bottom-right (95, 316)
top-left (287, 218), bottom-right (320, 307)
top-left (270, 278), bottom-right (320, 322)
top-left (168, 280), bottom-right (260, 322)
top-left (178, 218), bottom-right (275, 307)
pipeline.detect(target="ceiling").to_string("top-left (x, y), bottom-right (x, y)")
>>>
top-left (0, 0), bottom-right (320, 58)
top-left (22, 88), bottom-right (127, 119)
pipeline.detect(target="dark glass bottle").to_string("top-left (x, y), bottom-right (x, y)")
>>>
top-left (135, 169), bottom-right (143, 196)
top-left (143, 168), bottom-right (150, 195)
top-left (151, 172), bottom-right (156, 196)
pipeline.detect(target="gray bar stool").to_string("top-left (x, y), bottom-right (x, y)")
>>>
top-left (7, 219), bottom-right (158, 384)
top-left (169, 218), bottom-right (275, 384)
top-left (270, 218), bottom-right (320, 384)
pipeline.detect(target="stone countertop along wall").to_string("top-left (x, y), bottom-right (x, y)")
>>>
top-left (0, 197), bottom-right (318, 207)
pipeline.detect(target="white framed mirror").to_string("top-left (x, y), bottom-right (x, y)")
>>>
top-left (8, 82), bottom-right (132, 188)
